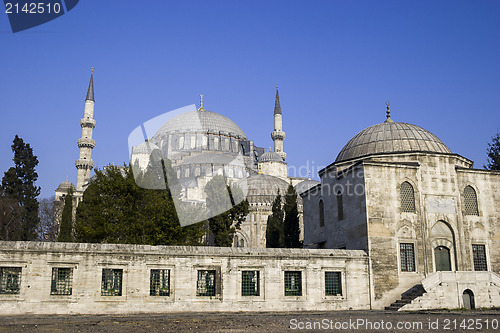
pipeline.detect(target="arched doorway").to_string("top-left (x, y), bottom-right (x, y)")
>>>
top-left (462, 289), bottom-right (475, 309)
top-left (434, 246), bottom-right (451, 271)
top-left (430, 221), bottom-right (456, 272)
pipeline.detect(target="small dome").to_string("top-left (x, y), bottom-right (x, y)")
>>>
top-left (237, 174), bottom-right (289, 204)
top-left (259, 151), bottom-right (283, 163)
top-left (56, 180), bottom-right (75, 193)
top-left (131, 141), bottom-right (160, 154)
top-left (295, 179), bottom-right (320, 195)
top-left (336, 121), bottom-right (451, 163)
top-left (153, 110), bottom-right (247, 141)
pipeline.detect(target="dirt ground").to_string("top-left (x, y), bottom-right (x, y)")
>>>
top-left (0, 309), bottom-right (499, 333)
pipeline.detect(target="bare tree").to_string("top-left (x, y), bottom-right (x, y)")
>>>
top-left (37, 196), bottom-right (58, 241)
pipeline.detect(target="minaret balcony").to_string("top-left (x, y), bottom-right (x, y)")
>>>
top-left (271, 130), bottom-right (285, 141)
top-left (77, 138), bottom-right (96, 148)
top-left (75, 159), bottom-right (95, 169)
top-left (80, 118), bottom-right (96, 128)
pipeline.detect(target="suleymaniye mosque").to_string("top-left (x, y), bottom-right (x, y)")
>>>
top-left (1, 71), bottom-right (499, 315)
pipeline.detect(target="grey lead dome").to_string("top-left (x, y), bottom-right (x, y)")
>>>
top-left (335, 122), bottom-right (452, 163)
top-left (153, 110), bottom-right (248, 140)
top-left (259, 151), bottom-right (283, 162)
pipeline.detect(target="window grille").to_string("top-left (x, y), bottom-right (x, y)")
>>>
top-left (241, 271), bottom-right (260, 296)
top-left (196, 270), bottom-right (216, 296)
top-left (400, 243), bottom-right (416, 272)
top-left (101, 269), bottom-right (123, 296)
top-left (150, 269), bottom-right (170, 296)
top-left (400, 182), bottom-right (416, 213)
top-left (325, 272), bottom-right (342, 296)
top-left (464, 186), bottom-right (479, 216)
top-left (472, 244), bottom-right (487, 271)
top-left (284, 271), bottom-right (302, 296)
top-left (51, 268), bottom-right (73, 295)
top-left (0, 267), bottom-right (21, 294)
top-left (319, 200), bottom-right (325, 227)
top-left (337, 193), bottom-right (344, 220)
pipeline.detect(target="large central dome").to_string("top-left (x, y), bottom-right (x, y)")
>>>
top-left (153, 110), bottom-right (247, 140)
top-left (335, 121), bottom-right (451, 163)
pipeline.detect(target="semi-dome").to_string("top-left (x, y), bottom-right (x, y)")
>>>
top-left (295, 179), bottom-right (320, 195)
top-left (56, 180), bottom-right (75, 193)
top-left (153, 110), bottom-right (247, 140)
top-left (335, 121), bottom-right (451, 163)
top-left (259, 151), bottom-right (283, 163)
top-left (237, 174), bottom-right (289, 204)
top-left (131, 141), bottom-right (160, 154)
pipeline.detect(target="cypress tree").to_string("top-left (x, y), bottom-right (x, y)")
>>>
top-left (283, 184), bottom-right (301, 248)
top-left (57, 190), bottom-right (73, 242)
top-left (1, 135), bottom-right (41, 240)
top-left (266, 191), bottom-right (284, 248)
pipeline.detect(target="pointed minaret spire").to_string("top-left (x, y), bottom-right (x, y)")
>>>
top-left (274, 84), bottom-right (281, 115)
top-left (271, 84), bottom-right (286, 161)
top-left (86, 67), bottom-right (94, 101)
top-left (385, 101), bottom-right (394, 123)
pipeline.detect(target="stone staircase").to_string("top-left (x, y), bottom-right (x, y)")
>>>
top-left (385, 284), bottom-right (426, 311)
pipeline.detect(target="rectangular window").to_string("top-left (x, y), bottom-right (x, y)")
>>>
top-left (150, 269), bottom-right (170, 296)
top-left (196, 270), bottom-right (216, 297)
top-left (472, 244), bottom-right (487, 271)
top-left (241, 271), bottom-right (260, 296)
top-left (101, 269), bottom-right (123, 296)
top-left (400, 243), bottom-right (416, 272)
top-left (284, 271), bottom-right (302, 296)
top-left (51, 268), bottom-right (73, 295)
top-left (0, 267), bottom-right (21, 294)
top-left (325, 271), bottom-right (342, 296)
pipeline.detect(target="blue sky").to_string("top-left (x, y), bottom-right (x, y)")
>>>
top-left (1, 0), bottom-right (499, 199)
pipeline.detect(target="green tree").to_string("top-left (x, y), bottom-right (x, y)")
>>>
top-left (1, 135), bottom-right (41, 240)
top-left (266, 191), bottom-right (284, 248)
top-left (204, 175), bottom-right (249, 247)
top-left (283, 184), bottom-right (301, 248)
top-left (484, 132), bottom-right (500, 171)
top-left (0, 194), bottom-right (24, 241)
top-left (58, 190), bottom-right (73, 242)
top-left (75, 163), bottom-right (204, 245)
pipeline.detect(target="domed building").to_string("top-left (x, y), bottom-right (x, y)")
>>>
top-left (62, 73), bottom-right (308, 247)
top-left (234, 173), bottom-right (291, 247)
top-left (301, 103), bottom-right (500, 310)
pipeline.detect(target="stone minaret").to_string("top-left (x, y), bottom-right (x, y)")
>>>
top-left (271, 84), bottom-right (286, 161)
top-left (75, 69), bottom-right (96, 197)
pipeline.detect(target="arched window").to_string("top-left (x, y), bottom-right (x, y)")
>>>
top-left (185, 168), bottom-right (190, 178)
top-left (213, 137), bottom-right (219, 150)
top-left (202, 135), bottom-right (208, 149)
top-left (178, 136), bottom-right (184, 150)
top-left (337, 192), bottom-right (344, 220)
top-left (190, 136), bottom-right (196, 149)
top-left (400, 181), bottom-right (416, 213)
top-left (464, 186), bottom-right (479, 216)
top-left (319, 200), bottom-right (325, 227)
top-left (224, 138), bottom-right (230, 151)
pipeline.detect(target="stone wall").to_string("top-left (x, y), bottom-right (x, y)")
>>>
top-left (0, 241), bottom-right (370, 315)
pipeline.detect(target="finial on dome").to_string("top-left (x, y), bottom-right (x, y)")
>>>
top-left (198, 95), bottom-right (205, 111)
top-left (385, 101), bottom-right (394, 123)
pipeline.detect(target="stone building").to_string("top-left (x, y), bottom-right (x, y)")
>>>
top-left (301, 104), bottom-right (500, 310)
top-left (0, 241), bottom-right (370, 314)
